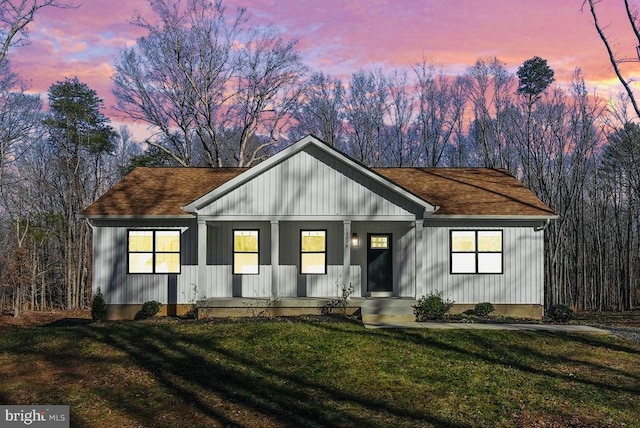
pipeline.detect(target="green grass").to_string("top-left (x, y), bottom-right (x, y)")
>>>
top-left (1, 317), bottom-right (639, 427)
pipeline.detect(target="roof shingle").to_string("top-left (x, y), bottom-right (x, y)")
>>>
top-left (82, 167), bottom-right (246, 216)
top-left (374, 168), bottom-right (554, 216)
top-left (82, 166), bottom-right (554, 217)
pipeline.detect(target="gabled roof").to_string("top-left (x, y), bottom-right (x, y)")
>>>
top-left (81, 136), bottom-right (555, 219)
top-left (181, 135), bottom-right (435, 214)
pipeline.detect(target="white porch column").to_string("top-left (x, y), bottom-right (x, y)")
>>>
top-left (414, 220), bottom-right (424, 298)
top-left (197, 219), bottom-right (207, 295)
top-left (271, 220), bottom-right (279, 300)
top-left (343, 220), bottom-right (352, 290)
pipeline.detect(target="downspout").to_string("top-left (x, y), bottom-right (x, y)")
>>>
top-left (534, 218), bottom-right (551, 232)
top-left (84, 217), bottom-right (95, 231)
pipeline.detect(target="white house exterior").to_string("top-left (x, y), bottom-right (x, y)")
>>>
top-left (81, 136), bottom-right (556, 320)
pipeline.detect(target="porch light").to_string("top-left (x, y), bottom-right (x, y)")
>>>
top-left (351, 233), bottom-right (360, 248)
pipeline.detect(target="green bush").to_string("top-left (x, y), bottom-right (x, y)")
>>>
top-left (474, 302), bottom-right (495, 317)
top-left (413, 292), bottom-right (454, 321)
top-left (91, 288), bottom-right (107, 322)
top-left (135, 300), bottom-right (162, 320)
top-left (547, 304), bottom-right (573, 323)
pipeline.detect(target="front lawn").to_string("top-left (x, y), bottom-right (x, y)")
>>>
top-left (1, 316), bottom-right (638, 427)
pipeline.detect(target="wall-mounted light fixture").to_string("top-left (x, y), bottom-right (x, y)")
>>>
top-left (351, 233), bottom-right (360, 248)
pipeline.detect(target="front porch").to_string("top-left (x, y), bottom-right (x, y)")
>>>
top-left (195, 219), bottom-right (425, 300)
top-left (196, 297), bottom-right (418, 323)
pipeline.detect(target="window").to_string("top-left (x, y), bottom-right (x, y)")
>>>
top-left (370, 235), bottom-right (389, 249)
top-left (128, 230), bottom-right (181, 274)
top-left (233, 230), bottom-right (259, 274)
top-left (301, 230), bottom-right (326, 274)
top-left (451, 230), bottom-right (502, 274)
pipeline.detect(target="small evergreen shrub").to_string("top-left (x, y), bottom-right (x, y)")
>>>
top-left (91, 288), bottom-right (107, 322)
top-left (547, 304), bottom-right (574, 323)
top-left (135, 300), bottom-right (162, 320)
top-left (413, 292), bottom-right (454, 321)
top-left (474, 302), bottom-right (495, 317)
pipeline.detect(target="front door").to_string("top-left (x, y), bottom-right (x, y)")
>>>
top-left (367, 233), bottom-right (393, 292)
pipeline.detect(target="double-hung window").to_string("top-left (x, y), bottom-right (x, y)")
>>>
top-left (300, 230), bottom-right (327, 274)
top-left (233, 230), bottom-right (259, 274)
top-left (128, 230), bottom-right (181, 274)
top-left (450, 230), bottom-right (502, 274)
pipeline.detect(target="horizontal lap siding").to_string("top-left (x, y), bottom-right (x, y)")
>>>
top-left (423, 225), bottom-right (543, 304)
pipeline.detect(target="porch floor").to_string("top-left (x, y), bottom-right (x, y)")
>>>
top-left (196, 297), bottom-right (417, 322)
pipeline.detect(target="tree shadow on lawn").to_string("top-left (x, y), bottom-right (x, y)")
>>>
top-left (66, 322), bottom-right (468, 428)
top-left (40, 318), bottom-right (93, 328)
top-left (314, 322), bottom-right (640, 415)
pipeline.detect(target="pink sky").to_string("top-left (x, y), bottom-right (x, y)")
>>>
top-left (8, 0), bottom-right (640, 136)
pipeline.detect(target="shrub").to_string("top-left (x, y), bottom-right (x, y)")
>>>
top-left (135, 300), bottom-right (162, 320)
top-left (91, 288), bottom-right (107, 322)
top-left (547, 304), bottom-right (573, 323)
top-left (322, 282), bottom-right (354, 316)
top-left (474, 302), bottom-right (495, 317)
top-left (414, 292), bottom-right (454, 321)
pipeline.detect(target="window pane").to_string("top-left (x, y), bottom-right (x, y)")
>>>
top-left (452, 231), bottom-right (475, 252)
top-left (370, 236), bottom-right (389, 249)
top-left (156, 231), bottom-right (180, 252)
top-left (451, 253), bottom-right (476, 273)
top-left (234, 253), bottom-right (259, 274)
top-left (302, 231), bottom-right (325, 252)
top-left (301, 253), bottom-right (326, 274)
top-left (155, 253), bottom-right (180, 273)
top-left (129, 253), bottom-right (153, 273)
top-left (234, 230), bottom-right (258, 252)
top-left (129, 231), bottom-right (153, 252)
top-left (478, 231), bottom-right (502, 252)
top-left (478, 253), bottom-right (502, 273)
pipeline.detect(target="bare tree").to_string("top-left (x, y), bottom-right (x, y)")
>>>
top-left (113, 0), bottom-right (307, 167)
top-left (344, 69), bottom-right (389, 166)
top-left (0, 60), bottom-right (42, 190)
top-left (413, 61), bottom-right (465, 167)
top-left (289, 71), bottom-right (345, 148)
top-left (0, 0), bottom-right (70, 63)
top-left (463, 57), bottom-right (516, 169)
top-left (586, 0), bottom-right (640, 119)
top-left (384, 69), bottom-right (418, 167)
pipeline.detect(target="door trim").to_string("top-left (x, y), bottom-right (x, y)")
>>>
top-left (366, 233), bottom-right (393, 294)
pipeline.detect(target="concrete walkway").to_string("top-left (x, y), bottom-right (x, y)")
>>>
top-left (363, 322), bottom-right (609, 333)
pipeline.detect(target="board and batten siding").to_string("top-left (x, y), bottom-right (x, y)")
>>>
top-left (92, 220), bottom-right (199, 305)
top-left (422, 224), bottom-right (544, 305)
top-left (92, 219), bottom-right (366, 303)
top-left (198, 146), bottom-right (421, 218)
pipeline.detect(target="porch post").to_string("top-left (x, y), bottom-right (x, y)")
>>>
top-left (271, 220), bottom-right (279, 300)
top-left (343, 220), bottom-right (351, 291)
top-left (197, 219), bottom-right (207, 295)
top-left (414, 219), bottom-right (424, 298)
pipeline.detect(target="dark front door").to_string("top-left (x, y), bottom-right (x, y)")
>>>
top-left (367, 233), bottom-right (393, 292)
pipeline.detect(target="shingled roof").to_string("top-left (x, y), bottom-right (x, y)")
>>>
top-left (374, 168), bottom-right (555, 216)
top-left (82, 167), bottom-right (246, 217)
top-left (82, 165), bottom-right (554, 218)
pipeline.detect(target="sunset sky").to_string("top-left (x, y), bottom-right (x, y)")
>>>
top-left (8, 0), bottom-right (640, 135)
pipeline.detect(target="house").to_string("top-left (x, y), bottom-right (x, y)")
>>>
top-left (81, 135), bottom-right (556, 320)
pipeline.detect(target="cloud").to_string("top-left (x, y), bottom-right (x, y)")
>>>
top-left (5, 0), bottom-right (640, 133)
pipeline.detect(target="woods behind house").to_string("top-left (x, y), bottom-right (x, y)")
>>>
top-left (1, 0), bottom-right (639, 315)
